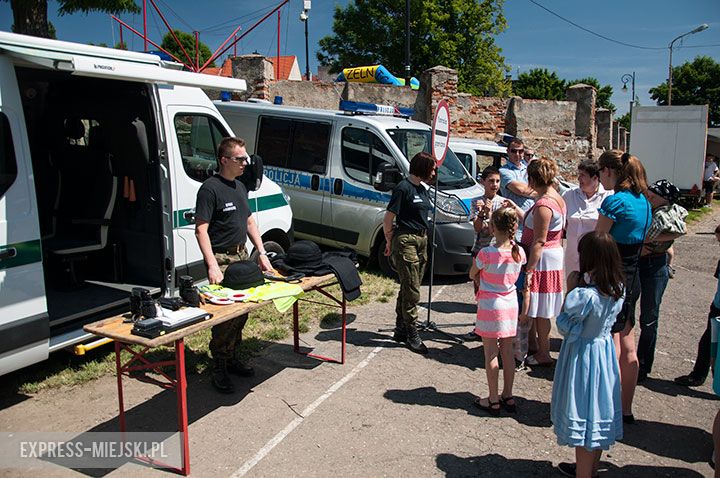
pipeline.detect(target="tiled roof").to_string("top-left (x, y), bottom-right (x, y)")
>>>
top-left (202, 57), bottom-right (233, 77)
top-left (269, 56), bottom-right (299, 80)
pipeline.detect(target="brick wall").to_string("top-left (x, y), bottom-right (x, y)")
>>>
top-left (210, 56), bottom-right (610, 177)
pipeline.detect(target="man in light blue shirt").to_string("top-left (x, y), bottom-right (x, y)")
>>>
top-left (499, 138), bottom-right (536, 239)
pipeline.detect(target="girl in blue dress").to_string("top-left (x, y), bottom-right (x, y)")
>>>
top-left (552, 231), bottom-right (626, 478)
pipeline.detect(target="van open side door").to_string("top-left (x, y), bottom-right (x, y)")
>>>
top-left (0, 56), bottom-right (49, 375)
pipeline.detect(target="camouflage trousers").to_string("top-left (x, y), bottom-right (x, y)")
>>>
top-left (391, 233), bottom-right (428, 327)
top-left (209, 247), bottom-right (249, 361)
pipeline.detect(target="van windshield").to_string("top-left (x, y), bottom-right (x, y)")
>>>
top-left (387, 129), bottom-right (475, 190)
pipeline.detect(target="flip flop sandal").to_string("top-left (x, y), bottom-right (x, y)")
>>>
top-left (500, 395), bottom-right (517, 413)
top-left (525, 355), bottom-right (554, 367)
top-left (473, 397), bottom-right (501, 415)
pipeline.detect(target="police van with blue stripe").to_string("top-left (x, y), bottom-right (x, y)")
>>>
top-left (216, 99), bottom-right (483, 276)
top-left (0, 32), bottom-right (292, 375)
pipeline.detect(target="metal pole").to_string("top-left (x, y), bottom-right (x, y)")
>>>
top-left (143, 0), bottom-right (147, 52)
top-left (668, 44), bottom-right (674, 105)
top-left (194, 31), bottom-right (199, 71)
top-left (630, 71), bottom-right (635, 118)
top-left (667, 24), bottom-right (710, 106)
top-left (404, 0), bottom-right (410, 87)
top-left (277, 10), bottom-right (281, 80)
top-left (426, 186), bottom-right (438, 324)
top-left (304, 15), bottom-right (310, 80)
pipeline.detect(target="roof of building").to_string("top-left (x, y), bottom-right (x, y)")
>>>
top-left (269, 56), bottom-right (299, 80)
top-left (202, 57), bottom-right (233, 77)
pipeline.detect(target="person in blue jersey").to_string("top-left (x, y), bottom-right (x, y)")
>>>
top-left (595, 150), bottom-right (652, 425)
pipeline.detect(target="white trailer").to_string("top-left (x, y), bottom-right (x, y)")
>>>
top-left (629, 105), bottom-right (708, 203)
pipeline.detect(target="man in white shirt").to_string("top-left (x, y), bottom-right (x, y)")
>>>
top-left (703, 154), bottom-right (720, 205)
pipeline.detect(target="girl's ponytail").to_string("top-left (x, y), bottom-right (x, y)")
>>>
top-left (491, 207), bottom-right (521, 262)
top-left (511, 241), bottom-right (521, 263)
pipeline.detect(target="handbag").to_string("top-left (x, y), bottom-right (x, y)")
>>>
top-left (611, 199), bottom-right (651, 334)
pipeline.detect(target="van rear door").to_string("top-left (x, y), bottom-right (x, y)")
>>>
top-left (0, 56), bottom-right (49, 374)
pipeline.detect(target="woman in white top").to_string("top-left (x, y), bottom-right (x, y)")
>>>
top-left (562, 159), bottom-right (612, 277)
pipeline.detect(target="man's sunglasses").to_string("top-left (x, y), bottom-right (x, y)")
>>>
top-left (509, 148), bottom-right (524, 154)
top-left (226, 155), bottom-right (250, 163)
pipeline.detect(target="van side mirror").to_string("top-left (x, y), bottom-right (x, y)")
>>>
top-left (373, 163), bottom-right (402, 192)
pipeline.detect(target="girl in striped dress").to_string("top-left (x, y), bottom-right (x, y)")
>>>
top-left (470, 207), bottom-right (528, 414)
top-left (521, 158), bottom-right (566, 367)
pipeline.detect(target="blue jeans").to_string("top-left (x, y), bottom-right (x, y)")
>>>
top-left (636, 254), bottom-right (670, 374)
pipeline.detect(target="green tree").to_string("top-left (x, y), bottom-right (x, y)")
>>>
top-left (616, 111), bottom-right (631, 131)
top-left (317, 0), bottom-right (510, 96)
top-left (5, 0), bottom-right (139, 38)
top-left (513, 68), bottom-right (566, 100)
top-left (649, 55), bottom-right (720, 127)
top-left (161, 30), bottom-right (215, 69)
top-left (569, 77), bottom-right (615, 112)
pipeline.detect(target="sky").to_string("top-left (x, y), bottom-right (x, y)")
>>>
top-left (0, 0), bottom-right (718, 116)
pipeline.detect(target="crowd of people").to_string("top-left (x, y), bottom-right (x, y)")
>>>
top-left (384, 140), bottom-right (718, 477)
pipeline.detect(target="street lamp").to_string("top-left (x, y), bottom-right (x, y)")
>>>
top-left (300, 0), bottom-right (311, 81)
top-left (621, 72), bottom-right (636, 117)
top-left (668, 23), bottom-right (709, 105)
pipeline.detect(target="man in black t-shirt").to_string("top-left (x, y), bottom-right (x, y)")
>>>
top-left (195, 137), bottom-right (272, 394)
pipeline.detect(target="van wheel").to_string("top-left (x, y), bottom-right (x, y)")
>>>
top-left (250, 241), bottom-right (285, 263)
top-left (376, 238), bottom-right (397, 278)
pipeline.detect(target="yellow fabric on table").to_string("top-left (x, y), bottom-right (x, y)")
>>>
top-left (238, 282), bottom-right (305, 312)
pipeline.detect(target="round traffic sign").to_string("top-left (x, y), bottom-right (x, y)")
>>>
top-left (431, 99), bottom-right (451, 166)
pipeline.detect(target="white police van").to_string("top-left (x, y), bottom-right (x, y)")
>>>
top-left (216, 99), bottom-right (484, 276)
top-left (449, 137), bottom-right (507, 180)
top-left (0, 32), bottom-right (293, 375)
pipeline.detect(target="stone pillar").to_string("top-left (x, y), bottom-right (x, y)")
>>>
top-left (417, 66), bottom-right (458, 124)
top-left (596, 108), bottom-right (612, 150)
top-left (230, 55), bottom-right (274, 101)
top-left (504, 96), bottom-right (522, 138)
top-left (626, 130), bottom-right (631, 151)
top-left (612, 120), bottom-right (620, 149)
top-left (566, 84), bottom-right (596, 144)
top-left (618, 126), bottom-right (627, 151)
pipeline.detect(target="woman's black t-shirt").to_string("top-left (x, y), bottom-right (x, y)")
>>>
top-left (386, 178), bottom-right (431, 233)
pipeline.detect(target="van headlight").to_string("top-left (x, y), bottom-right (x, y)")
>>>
top-left (282, 191), bottom-right (291, 205)
top-left (429, 191), bottom-right (470, 222)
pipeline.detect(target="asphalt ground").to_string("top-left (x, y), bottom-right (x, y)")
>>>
top-left (1, 209), bottom-right (719, 477)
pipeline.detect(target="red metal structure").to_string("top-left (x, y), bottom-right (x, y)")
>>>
top-left (113, 0), bottom-right (289, 72)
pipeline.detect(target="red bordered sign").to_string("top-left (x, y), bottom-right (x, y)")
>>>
top-left (431, 99), bottom-right (451, 167)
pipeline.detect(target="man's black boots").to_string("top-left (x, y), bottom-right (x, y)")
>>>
top-left (211, 358), bottom-right (235, 393)
top-left (392, 316), bottom-right (407, 343)
top-left (406, 323), bottom-right (428, 354)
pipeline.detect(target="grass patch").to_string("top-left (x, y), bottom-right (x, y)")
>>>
top-left (4, 269), bottom-right (398, 396)
top-left (686, 205), bottom-right (713, 223)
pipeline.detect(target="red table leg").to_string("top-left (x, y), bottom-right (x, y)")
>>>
top-left (113, 339), bottom-right (190, 475)
top-left (115, 341), bottom-right (126, 433)
top-left (175, 339), bottom-right (190, 476)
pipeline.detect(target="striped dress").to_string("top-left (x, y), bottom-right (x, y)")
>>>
top-left (474, 245), bottom-right (527, 338)
top-left (521, 196), bottom-right (566, 318)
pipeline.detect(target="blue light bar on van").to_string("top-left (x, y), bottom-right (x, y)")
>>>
top-left (339, 100), bottom-right (414, 118)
